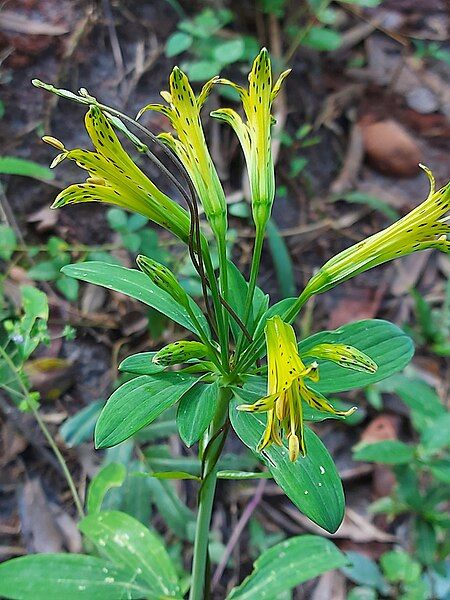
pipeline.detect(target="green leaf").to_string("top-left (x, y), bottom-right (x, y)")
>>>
top-left (227, 535), bottom-right (347, 599)
top-left (166, 31), bottom-right (193, 57)
top-left (186, 60), bottom-right (221, 81)
top-left (59, 400), bottom-right (103, 447)
top-left (95, 373), bottom-right (197, 448)
top-left (27, 260), bottom-right (60, 281)
top-left (266, 219), bottom-right (296, 299)
top-left (354, 440), bottom-right (414, 465)
top-left (299, 320), bottom-right (414, 393)
top-left (79, 511), bottom-right (181, 598)
top-left (414, 519), bottom-right (437, 566)
top-left (0, 224), bottom-right (16, 260)
top-left (347, 588), bottom-right (378, 600)
top-left (391, 377), bottom-right (446, 433)
top-left (118, 352), bottom-right (165, 375)
top-left (429, 458), bottom-right (450, 483)
top-left (87, 463), bottom-right (126, 514)
top-left (380, 550), bottom-right (421, 584)
top-left (302, 26), bottom-right (342, 51)
top-left (0, 553), bottom-right (150, 599)
top-left (56, 275), bottom-right (79, 301)
top-left (342, 551), bottom-right (389, 593)
top-left (230, 397), bottom-right (344, 533)
top-left (120, 232), bottom-right (141, 252)
top-left (177, 380), bottom-right (218, 446)
top-left (146, 477), bottom-right (196, 540)
top-left (421, 413), bottom-right (450, 452)
top-left (0, 156), bottom-right (54, 180)
top-left (213, 38), bottom-right (245, 65)
top-left (61, 262), bottom-right (209, 335)
top-left (106, 207), bottom-right (127, 231)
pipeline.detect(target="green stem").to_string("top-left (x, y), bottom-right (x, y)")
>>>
top-left (235, 288), bottom-right (311, 374)
top-left (189, 386), bottom-right (231, 600)
top-left (235, 227), bottom-right (265, 359)
top-left (203, 251), bottom-right (228, 368)
top-left (217, 238), bottom-right (230, 369)
top-left (0, 345), bottom-right (85, 520)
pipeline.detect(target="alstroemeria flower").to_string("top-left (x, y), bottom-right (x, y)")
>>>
top-left (43, 105), bottom-right (191, 243)
top-left (238, 316), bottom-right (355, 461)
top-left (211, 48), bottom-right (290, 232)
top-left (304, 165), bottom-right (450, 298)
top-left (137, 68), bottom-right (227, 243)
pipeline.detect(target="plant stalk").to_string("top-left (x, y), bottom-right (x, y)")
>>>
top-left (0, 345), bottom-right (85, 519)
top-left (189, 386), bottom-right (232, 600)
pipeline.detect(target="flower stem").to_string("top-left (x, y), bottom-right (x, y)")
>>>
top-left (0, 345), bottom-right (85, 520)
top-left (235, 227), bottom-right (265, 359)
top-left (189, 386), bottom-right (232, 600)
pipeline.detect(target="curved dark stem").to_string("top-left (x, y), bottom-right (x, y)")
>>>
top-left (99, 105), bottom-right (252, 342)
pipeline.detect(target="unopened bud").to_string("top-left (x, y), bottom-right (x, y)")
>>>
top-left (137, 255), bottom-right (188, 308)
top-left (303, 343), bottom-right (377, 374)
top-left (153, 341), bottom-right (208, 366)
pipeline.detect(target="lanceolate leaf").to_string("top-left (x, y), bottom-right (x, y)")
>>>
top-left (177, 380), bottom-right (219, 446)
top-left (227, 535), bottom-right (347, 599)
top-left (118, 352), bottom-right (165, 375)
top-left (299, 320), bottom-right (414, 393)
top-left (353, 440), bottom-right (414, 465)
top-left (87, 463), bottom-right (126, 514)
top-left (79, 511), bottom-right (181, 599)
top-left (95, 373), bottom-right (197, 448)
top-left (62, 262), bottom-right (208, 335)
top-left (0, 554), bottom-right (150, 599)
top-left (230, 397), bottom-right (344, 533)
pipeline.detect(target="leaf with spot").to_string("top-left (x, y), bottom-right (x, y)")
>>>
top-left (0, 553), bottom-right (151, 599)
top-left (229, 397), bottom-right (344, 533)
top-left (79, 511), bottom-right (181, 599)
top-left (227, 535), bottom-right (347, 599)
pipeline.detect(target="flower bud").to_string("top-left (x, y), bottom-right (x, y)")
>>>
top-left (136, 255), bottom-right (188, 308)
top-left (153, 340), bottom-right (208, 365)
top-left (303, 343), bottom-right (377, 374)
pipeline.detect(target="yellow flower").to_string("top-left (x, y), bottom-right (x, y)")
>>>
top-left (211, 48), bottom-right (290, 232)
top-left (43, 105), bottom-right (191, 243)
top-left (137, 68), bottom-right (227, 242)
top-left (238, 316), bottom-right (356, 461)
top-left (304, 165), bottom-right (450, 298)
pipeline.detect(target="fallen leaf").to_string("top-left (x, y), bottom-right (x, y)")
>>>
top-left (360, 119), bottom-right (422, 177)
top-left (18, 478), bottom-right (65, 553)
top-left (360, 414), bottom-right (400, 444)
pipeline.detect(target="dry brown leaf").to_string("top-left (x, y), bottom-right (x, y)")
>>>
top-left (18, 478), bottom-right (65, 553)
top-left (281, 504), bottom-right (396, 543)
top-left (311, 570), bottom-right (346, 600)
top-left (0, 11), bottom-right (69, 36)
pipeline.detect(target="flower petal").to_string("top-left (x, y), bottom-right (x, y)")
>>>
top-left (301, 383), bottom-right (356, 417)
